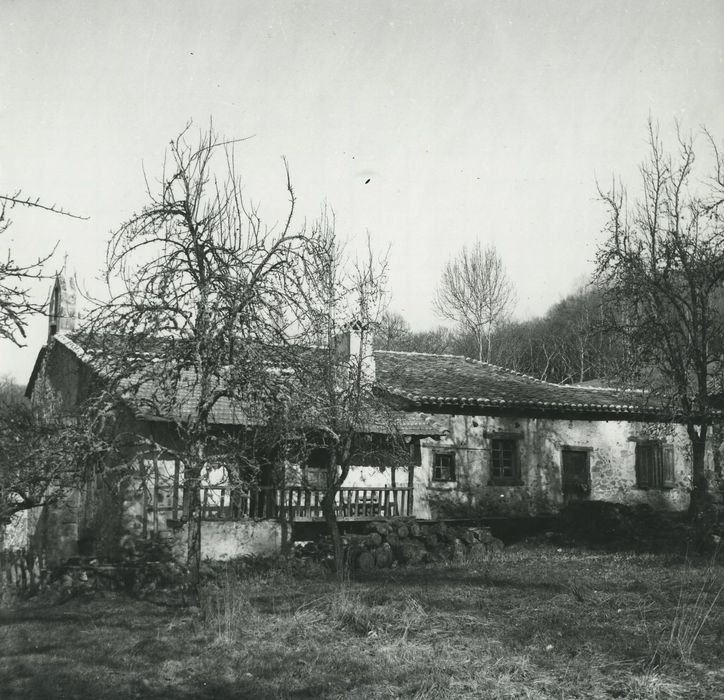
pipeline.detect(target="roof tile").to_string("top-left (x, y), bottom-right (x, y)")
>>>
top-left (374, 350), bottom-right (653, 415)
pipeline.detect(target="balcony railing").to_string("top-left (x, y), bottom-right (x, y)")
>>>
top-left (198, 485), bottom-right (413, 522)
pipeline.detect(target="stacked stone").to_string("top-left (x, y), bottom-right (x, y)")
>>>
top-left (339, 518), bottom-right (504, 570)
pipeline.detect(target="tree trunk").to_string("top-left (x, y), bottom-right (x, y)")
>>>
top-left (185, 464), bottom-right (202, 605)
top-left (277, 466), bottom-right (292, 555)
top-left (408, 451), bottom-right (415, 516)
top-left (686, 426), bottom-right (717, 541)
top-left (321, 489), bottom-right (344, 580)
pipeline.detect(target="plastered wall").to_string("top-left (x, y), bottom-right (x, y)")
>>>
top-left (411, 414), bottom-right (695, 519)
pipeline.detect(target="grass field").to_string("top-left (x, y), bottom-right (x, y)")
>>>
top-left (1, 544), bottom-right (722, 699)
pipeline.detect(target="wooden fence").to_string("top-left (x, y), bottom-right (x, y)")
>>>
top-left (200, 485), bottom-right (413, 522)
top-left (0, 548), bottom-right (46, 597)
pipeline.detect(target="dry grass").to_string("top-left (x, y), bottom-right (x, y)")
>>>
top-left (2, 545), bottom-right (723, 699)
top-left (649, 547), bottom-right (724, 667)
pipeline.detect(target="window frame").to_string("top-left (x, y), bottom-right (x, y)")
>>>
top-left (634, 440), bottom-right (675, 490)
top-left (489, 437), bottom-right (522, 485)
top-left (432, 450), bottom-right (457, 483)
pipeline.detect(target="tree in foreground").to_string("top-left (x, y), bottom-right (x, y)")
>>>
top-left (0, 377), bottom-right (114, 532)
top-left (286, 212), bottom-right (404, 575)
top-left (434, 241), bottom-right (516, 362)
top-left (0, 193), bottom-right (89, 546)
top-left (596, 120), bottom-right (724, 523)
top-left (84, 125), bottom-right (311, 598)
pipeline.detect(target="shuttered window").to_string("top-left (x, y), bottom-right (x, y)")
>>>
top-left (635, 442), bottom-right (675, 489)
top-left (490, 438), bottom-right (521, 484)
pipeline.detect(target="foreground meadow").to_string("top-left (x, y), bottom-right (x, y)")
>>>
top-left (1, 545), bottom-right (722, 699)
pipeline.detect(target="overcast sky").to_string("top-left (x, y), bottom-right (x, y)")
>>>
top-left (2, 0), bottom-right (723, 381)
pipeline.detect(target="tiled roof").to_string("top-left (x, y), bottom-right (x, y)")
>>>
top-left (48, 334), bottom-right (441, 435)
top-left (374, 350), bottom-right (659, 417)
top-left (132, 367), bottom-right (439, 434)
top-left (130, 368), bottom-right (263, 426)
top-left (43, 333), bottom-right (672, 424)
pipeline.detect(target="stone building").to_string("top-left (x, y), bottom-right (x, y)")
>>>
top-left (21, 274), bottom-right (710, 562)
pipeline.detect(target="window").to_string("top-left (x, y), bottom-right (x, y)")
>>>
top-left (635, 442), bottom-right (675, 489)
top-left (306, 447), bottom-right (331, 488)
top-left (142, 456), bottom-right (184, 524)
top-left (432, 452), bottom-right (456, 482)
top-left (307, 447), bottom-right (331, 470)
top-left (490, 438), bottom-right (520, 484)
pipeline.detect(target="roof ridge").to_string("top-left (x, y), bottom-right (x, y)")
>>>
top-left (374, 349), bottom-right (466, 359)
top-left (565, 383), bottom-right (644, 394)
top-left (53, 332), bottom-right (88, 361)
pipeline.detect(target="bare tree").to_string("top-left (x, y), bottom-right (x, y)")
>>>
top-left (0, 194), bottom-right (90, 540)
top-left (285, 212), bottom-right (401, 575)
top-left (375, 310), bottom-right (411, 350)
top-left (596, 119), bottom-right (724, 523)
top-left (0, 194), bottom-right (87, 346)
top-left (434, 241), bottom-right (516, 362)
top-left (85, 124), bottom-right (310, 598)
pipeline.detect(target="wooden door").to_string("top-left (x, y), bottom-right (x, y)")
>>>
top-left (561, 448), bottom-right (590, 502)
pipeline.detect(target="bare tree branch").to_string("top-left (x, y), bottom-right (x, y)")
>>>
top-left (0, 192), bottom-right (89, 220)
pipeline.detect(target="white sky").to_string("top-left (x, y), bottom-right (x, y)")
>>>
top-left (2, 0), bottom-right (723, 382)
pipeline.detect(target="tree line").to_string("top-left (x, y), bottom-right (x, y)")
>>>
top-left (378, 282), bottom-right (625, 386)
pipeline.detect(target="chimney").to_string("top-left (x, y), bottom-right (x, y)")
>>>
top-left (335, 320), bottom-right (376, 385)
top-left (48, 269), bottom-right (77, 340)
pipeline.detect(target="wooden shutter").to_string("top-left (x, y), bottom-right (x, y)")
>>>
top-left (635, 444), bottom-right (649, 488)
top-left (652, 445), bottom-right (663, 488)
top-left (662, 446), bottom-right (675, 488)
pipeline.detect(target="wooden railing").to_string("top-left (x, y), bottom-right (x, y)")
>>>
top-left (199, 485), bottom-right (413, 521)
top-left (200, 485), bottom-right (277, 521)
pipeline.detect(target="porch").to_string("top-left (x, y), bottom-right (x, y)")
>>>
top-left (198, 485), bottom-right (414, 522)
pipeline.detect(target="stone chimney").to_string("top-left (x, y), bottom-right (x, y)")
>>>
top-left (335, 320), bottom-right (376, 385)
top-left (48, 268), bottom-right (77, 340)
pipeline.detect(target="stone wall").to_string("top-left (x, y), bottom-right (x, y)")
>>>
top-left (410, 414), bottom-right (696, 519)
top-left (169, 520), bottom-right (282, 560)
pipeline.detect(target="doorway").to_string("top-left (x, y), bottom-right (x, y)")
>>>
top-left (561, 447), bottom-right (591, 502)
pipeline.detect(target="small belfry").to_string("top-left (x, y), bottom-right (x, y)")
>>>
top-left (47, 258), bottom-right (77, 339)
